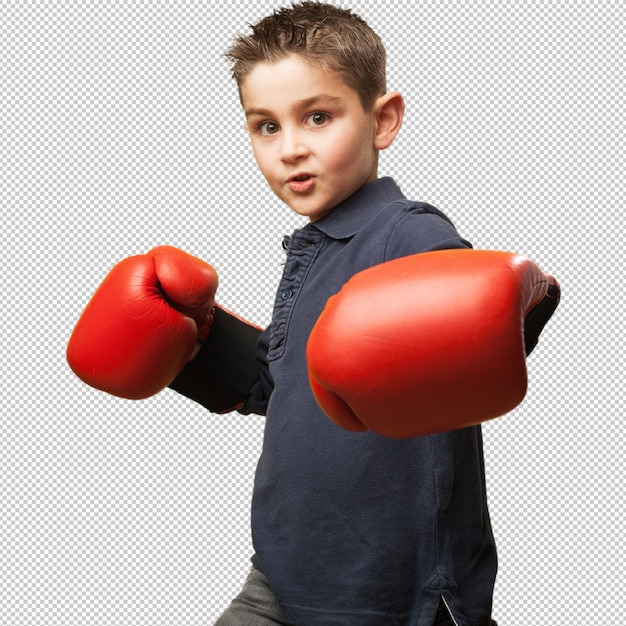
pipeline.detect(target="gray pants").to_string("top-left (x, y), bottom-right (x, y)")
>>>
top-left (214, 567), bottom-right (497, 626)
top-left (214, 567), bottom-right (290, 625)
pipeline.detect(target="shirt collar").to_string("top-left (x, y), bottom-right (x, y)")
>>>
top-left (309, 177), bottom-right (406, 240)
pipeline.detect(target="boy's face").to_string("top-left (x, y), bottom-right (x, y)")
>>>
top-left (240, 55), bottom-right (380, 222)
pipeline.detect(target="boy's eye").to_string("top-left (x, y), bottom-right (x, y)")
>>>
top-left (306, 112), bottom-right (329, 127)
top-left (259, 121), bottom-right (280, 136)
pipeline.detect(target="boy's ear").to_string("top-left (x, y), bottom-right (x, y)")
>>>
top-left (373, 92), bottom-right (404, 150)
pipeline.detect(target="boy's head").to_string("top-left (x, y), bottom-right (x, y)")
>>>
top-left (227, 1), bottom-right (387, 110)
top-left (226, 2), bottom-right (404, 222)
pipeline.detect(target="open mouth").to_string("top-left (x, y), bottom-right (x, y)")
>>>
top-left (288, 173), bottom-right (316, 192)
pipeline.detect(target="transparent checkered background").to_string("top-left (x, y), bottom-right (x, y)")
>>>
top-left (2, 1), bottom-right (623, 624)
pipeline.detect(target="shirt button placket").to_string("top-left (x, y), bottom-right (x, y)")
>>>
top-left (266, 229), bottom-right (323, 361)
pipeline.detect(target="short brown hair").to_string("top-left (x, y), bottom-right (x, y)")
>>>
top-left (226, 2), bottom-right (387, 110)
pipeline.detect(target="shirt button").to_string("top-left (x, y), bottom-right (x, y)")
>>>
top-left (281, 289), bottom-right (294, 300)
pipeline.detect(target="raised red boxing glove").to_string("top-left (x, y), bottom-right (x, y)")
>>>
top-left (67, 246), bottom-right (218, 399)
top-left (306, 249), bottom-right (560, 438)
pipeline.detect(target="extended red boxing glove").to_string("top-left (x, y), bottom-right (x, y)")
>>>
top-left (306, 249), bottom-right (560, 438)
top-left (67, 246), bottom-right (218, 399)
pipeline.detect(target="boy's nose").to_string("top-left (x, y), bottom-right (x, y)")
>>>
top-left (279, 129), bottom-right (309, 163)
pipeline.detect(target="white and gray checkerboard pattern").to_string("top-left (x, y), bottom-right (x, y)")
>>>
top-left (2, 1), bottom-right (623, 623)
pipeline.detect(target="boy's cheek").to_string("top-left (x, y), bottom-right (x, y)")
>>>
top-left (254, 148), bottom-right (279, 178)
top-left (249, 142), bottom-right (267, 170)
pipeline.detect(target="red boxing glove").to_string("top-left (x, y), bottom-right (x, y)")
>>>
top-left (67, 246), bottom-right (218, 399)
top-left (306, 249), bottom-right (560, 438)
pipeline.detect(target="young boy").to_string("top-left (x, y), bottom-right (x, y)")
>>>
top-left (68, 2), bottom-right (556, 624)
top-left (194, 3), bottom-right (497, 624)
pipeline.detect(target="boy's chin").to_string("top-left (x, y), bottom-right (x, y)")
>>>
top-left (289, 204), bottom-right (334, 223)
top-left (283, 191), bottom-right (347, 222)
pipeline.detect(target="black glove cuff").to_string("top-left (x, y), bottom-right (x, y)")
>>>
top-left (169, 306), bottom-right (262, 413)
top-left (524, 283), bottom-right (561, 356)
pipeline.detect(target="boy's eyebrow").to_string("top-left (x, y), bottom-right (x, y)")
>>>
top-left (296, 94), bottom-right (344, 110)
top-left (245, 94), bottom-right (344, 118)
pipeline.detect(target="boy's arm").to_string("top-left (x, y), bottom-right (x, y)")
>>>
top-left (168, 306), bottom-right (268, 414)
top-left (382, 202), bottom-right (473, 261)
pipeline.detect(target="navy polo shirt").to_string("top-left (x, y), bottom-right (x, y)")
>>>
top-left (242, 178), bottom-right (498, 626)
